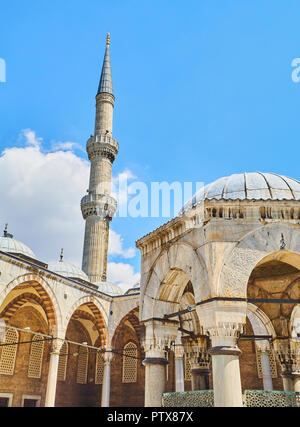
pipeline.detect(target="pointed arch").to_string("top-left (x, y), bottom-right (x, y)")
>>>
top-left (64, 296), bottom-right (108, 347)
top-left (0, 274), bottom-right (63, 335)
top-left (218, 223), bottom-right (300, 298)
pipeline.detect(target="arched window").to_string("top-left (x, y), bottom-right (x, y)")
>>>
top-left (122, 342), bottom-right (138, 383)
top-left (0, 328), bottom-right (18, 375)
top-left (57, 342), bottom-right (68, 382)
top-left (28, 334), bottom-right (44, 378)
top-left (95, 352), bottom-right (104, 384)
top-left (76, 345), bottom-right (88, 384)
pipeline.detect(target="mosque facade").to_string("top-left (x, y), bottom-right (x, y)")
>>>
top-left (1, 36), bottom-right (300, 407)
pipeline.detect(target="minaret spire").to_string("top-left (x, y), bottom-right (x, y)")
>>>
top-left (81, 35), bottom-right (119, 283)
top-left (97, 33), bottom-right (113, 96)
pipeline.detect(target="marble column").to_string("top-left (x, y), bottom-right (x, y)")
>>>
top-left (45, 339), bottom-right (63, 407)
top-left (142, 320), bottom-right (178, 407)
top-left (190, 367), bottom-right (210, 391)
top-left (208, 325), bottom-right (243, 407)
top-left (101, 350), bottom-right (113, 407)
top-left (143, 353), bottom-right (169, 407)
top-left (293, 374), bottom-right (300, 392)
top-left (174, 333), bottom-right (185, 392)
top-left (196, 301), bottom-right (246, 407)
top-left (282, 373), bottom-right (294, 391)
top-left (257, 345), bottom-right (273, 391)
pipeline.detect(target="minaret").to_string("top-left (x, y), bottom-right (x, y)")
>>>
top-left (81, 33), bottom-right (118, 283)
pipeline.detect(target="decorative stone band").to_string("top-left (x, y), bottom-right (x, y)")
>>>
top-left (142, 337), bottom-right (175, 354)
top-left (87, 134), bottom-right (119, 162)
top-left (81, 193), bottom-right (117, 220)
top-left (209, 346), bottom-right (242, 357)
top-left (142, 357), bottom-right (169, 366)
top-left (96, 92), bottom-right (115, 107)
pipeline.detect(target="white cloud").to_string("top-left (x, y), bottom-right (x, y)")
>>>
top-left (107, 262), bottom-right (140, 293)
top-left (0, 129), bottom-right (139, 290)
top-left (109, 230), bottom-right (135, 258)
top-left (50, 141), bottom-right (85, 153)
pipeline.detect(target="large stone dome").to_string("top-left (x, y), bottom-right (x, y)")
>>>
top-left (47, 260), bottom-right (89, 282)
top-left (0, 236), bottom-right (36, 259)
top-left (181, 172), bottom-right (300, 213)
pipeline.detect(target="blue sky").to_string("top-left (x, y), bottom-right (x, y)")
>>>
top-left (1, 0), bottom-right (300, 284)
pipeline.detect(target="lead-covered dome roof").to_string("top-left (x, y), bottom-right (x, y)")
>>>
top-left (95, 281), bottom-right (123, 296)
top-left (48, 260), bottom-right (89, 281)
top-left (181, 172), bottom-right (300, 213)
top-left (0, 236), bottom-right (36, 259)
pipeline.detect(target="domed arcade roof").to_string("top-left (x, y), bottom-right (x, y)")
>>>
top-left (181, 172), bottom-right (300, 213)
top-left (94, 281), bottom-right (123, 296)
top-left (47, 260), bottom-right (89, 282)
top-left (0, 236), bottom-right (36, 259)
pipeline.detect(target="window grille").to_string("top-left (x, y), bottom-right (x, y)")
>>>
top-left (95, 352), bottom-right (104, 384)
top-left (0, 328), bottom-right (18, 376)
top-left (184, 354), bottom-right (191, 381)
top-left (28, 335), bottom-right (44, 379)
top-left (122, 342), bottom-right (138, 383)
top-left (76, 345), bottom-right (88, 384)
top-left (57, 342), bottom-right (68, 382)
top-left (256, 347), bottom-right (277, 379)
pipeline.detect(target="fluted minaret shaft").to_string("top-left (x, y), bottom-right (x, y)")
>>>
top-left (81, 34), bottom-right (118, 283)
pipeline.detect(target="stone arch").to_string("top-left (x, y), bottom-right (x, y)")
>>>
top-left (64, 296), bottom-right (108, 347)
top-left (289, 304), bottom-right (300, 338)
top-left (111, 307), bottom-right (141, 350)
top-left (1, 293), bottom-right (50, 327)
top-left (247, 303), bottom-right (276, 339)
top-left (0, 274), bottom-right (63, 335)
top-left (141, 242), bottom-right (209, 321)
top-left (218, 223), bottom-right (300, 298)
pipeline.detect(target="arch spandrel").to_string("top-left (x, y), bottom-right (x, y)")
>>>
top-left (107, 297), bottom-right (140, 345)
top-left (218, 224), bottom-right (300, 298)
top-left (140, 242), bottom-right (210, 321)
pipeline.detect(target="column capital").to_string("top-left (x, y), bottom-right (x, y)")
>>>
top-left (103, 348), bottom-right (114, 364)
top-left (207, 322), bottom-right (244, 348)
top-left (183, 336), bottom-right (210, 369)
top-left (174, 332), bottom-right (184, 360)
top-left (196, 300), bottom-right (246, 347)
top-left (274, 338), bottom-right (300, 375)
top-left (49, 338), bottom-right (64, 355)
top-left (142, 319), bottom-right (178, 357)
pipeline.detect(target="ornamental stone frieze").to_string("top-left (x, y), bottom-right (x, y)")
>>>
top-left (81, 193), bottom-right (117, 220)
top-left (86, 134), bottom-right (119, 163)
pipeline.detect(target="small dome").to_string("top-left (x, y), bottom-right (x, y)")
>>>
top-left (48, 260), bottom-right (89, 282)
top-left (181, 172), bottom-right (300, 213)
top-left (95, 281), bottom-right (123, 296)
top-left (0, 236), bottom-right (36, 259)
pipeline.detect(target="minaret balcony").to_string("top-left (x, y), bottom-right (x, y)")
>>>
top-left (86, 134), bottom-right (119, 162)
top-left (81, 193), bottom-right (117, 220)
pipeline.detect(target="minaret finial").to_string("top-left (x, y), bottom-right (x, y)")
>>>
top-left (60, 248), bottom-right (64, 262)
top-left (106, 33), bottom-right (110, 47)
